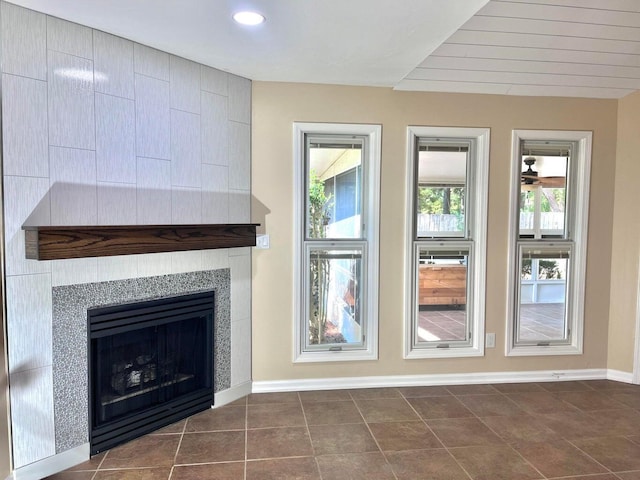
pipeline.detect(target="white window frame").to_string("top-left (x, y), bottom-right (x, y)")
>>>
top-left (404, 126), bottom-right (490, 359)
top-left (506, 130), bottom-right (592, 356)
top-left (293, 122), bottom-right (381, 363)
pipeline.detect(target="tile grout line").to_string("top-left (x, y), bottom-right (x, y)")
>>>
top-left (400, 391), bottom-right (474, 480)
top-left (297, 391), bottom-right (323, 480)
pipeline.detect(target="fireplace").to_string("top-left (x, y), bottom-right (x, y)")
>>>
top-left (88, 291), bottom-right (215, 454)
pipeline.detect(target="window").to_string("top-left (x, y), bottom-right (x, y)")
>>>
top-left (507, 130), bottom-right (592, 356)
top-left (294, 123), bottom-right (381, 362)
top-left (404, 127), bottom-right (490, 358)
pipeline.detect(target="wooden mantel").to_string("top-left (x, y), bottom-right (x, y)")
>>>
top-left (23, 224), bottom-right (259, 260)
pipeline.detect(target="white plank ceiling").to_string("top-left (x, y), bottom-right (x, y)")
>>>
top-left (396, 0), bottom-right (640, 98)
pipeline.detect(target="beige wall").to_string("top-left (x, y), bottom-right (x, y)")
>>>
top-left (252, 82), bottom-right (618, 382)
top-left (608, 90), bottom-right (640, 373)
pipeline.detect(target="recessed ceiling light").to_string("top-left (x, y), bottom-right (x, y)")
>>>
top-left (233, 11), bottom-right (265, 26)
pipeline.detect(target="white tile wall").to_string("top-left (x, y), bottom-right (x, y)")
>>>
top-left (93, 30), bottom-right (135, 99)
top-left (51, 258), bottom-right (98, 287)
top-left (230, 253), bottom-right (251, 321)
top-left (136, 157), bottom-right (172, 224)
top-left (46, 16), bottom-right (93, 59)
top-left (95, 93), bottom-right (136, 183)
top-left (201, 249), bottom-right (230, 270)
top-left (9, 366), bottom-right (56, 468)
top-left (170, 55), bottom-right (201, 113)
top-left (97, 255), bottom-right (139, 282)
top-left (171, 250), bottom-right (203, 274)
top-left (137, 252), bottom-right (172, 277)
top-left (6, 274), bottom-right (52, 373)
top-left (228, 74), bottom-right (251, 124)
top-left (47, 51), bottom-right (95, 150)
top-left (2, 74), bottom-right (49, 177)
top-left (2, 3), bottom-right (253, 466)
top-left (171, 110), bottom-right (201, 187)
top-left (229, 122), bottom-right (251, 191)
top-left (4, 176), bottom-right (51, 276)
top-left (202, 164), bottom-right (229, 224)
top-left (135, 74), bottom-right (171, 159)
top-left (201, 65), bottom-right (228, 96)
top-left (172, 187), bottom-right (202, 224)
top-left (49, 147), bottom-right (97, 225)
top-left (1, 2), bottom-right (46, 80)
top-left (201, 91), bottom-right (228, 166)
top-left (98, 182), bottom-right (137, 225)
top-left (134, 43), bottom-right (169, 80)
top-left (231, 319), bottom-right (251, 386)
top-left (229, 189), bottom-right (251, 223)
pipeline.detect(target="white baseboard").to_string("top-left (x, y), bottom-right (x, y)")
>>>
top-left (252, 368), bottom-right (610, 393)
top-left (13, 443), bottom-right (89, 480)
top-left (214, 381), bottom-right (252, 406)
top-left (607, 369), bottom-right (634, 384)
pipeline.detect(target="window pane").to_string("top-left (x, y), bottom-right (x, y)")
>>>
top-left (520, 154), bottom-right (567, 238)
top-left (416, 147), bottom-right (467, 237)
top-left (307, 140), bottom-right (362, 239)
top-left (416, 248), bottom-right (468, 344)
top-left (517, 247), bottom-right (570, 344)
top-left (306, 248), bottom-right (363, 348)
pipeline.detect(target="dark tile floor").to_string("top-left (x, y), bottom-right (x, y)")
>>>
top-left (48, 380), bottom-right (640, 479)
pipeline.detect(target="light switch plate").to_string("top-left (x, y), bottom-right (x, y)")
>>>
top-left (256, 234), bottom-right (270, 249)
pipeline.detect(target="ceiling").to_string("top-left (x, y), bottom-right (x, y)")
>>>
top-left (8, 0), bottom-right (640, 99)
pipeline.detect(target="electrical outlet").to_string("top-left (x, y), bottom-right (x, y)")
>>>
top-left (485, 333), bottom-right (496, 348)
top-left (256, 234), bottom-right (270, 249)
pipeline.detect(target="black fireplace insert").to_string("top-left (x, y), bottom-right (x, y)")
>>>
top-left (88, 291), bottom-right (214, 454)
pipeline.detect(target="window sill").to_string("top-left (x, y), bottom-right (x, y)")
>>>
top-left (293, 349), bottom-right (377, 363)
top-left (404, 345), bottom-right (484, 360)
top-left (506, 344), bottom-right (582, 356)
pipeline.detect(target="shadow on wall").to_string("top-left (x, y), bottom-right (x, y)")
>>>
top-left (251, 195), bottom-right (271, 235)
top-left (20, 182), bottom-right (251, 227)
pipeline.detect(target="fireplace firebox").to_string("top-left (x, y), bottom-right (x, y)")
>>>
top-left (88, 291), bottom-right (214, 454)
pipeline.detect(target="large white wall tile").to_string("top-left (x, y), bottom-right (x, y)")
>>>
top-left (171, 109), bottom-right (201, 187)
top-left (134, 43), bottom-right (169, 80)
top-left (228, 189), bottom-right (251, 223)
top-left (202, 164), bottom-right (229, 224)
top-left (171, 250), bottom-right (203, 274)
top-left (201, 91), bottom-right (228, 166)
top-left (49, 147), bottom-right (97, 225)
top-left (228, 74), bottom-right (251, 124)
top-left (2, 74), bottom-right (48, 177)
top-left (1, 2), bottom-right (46, 79)
top-left (135, 74), bottom-right (170, 159)
top-left (4, 176), bottom-right (51, 276)
top-left (201, 65), bottom-right (228, 96)
top-left (170, 55), bottom-right (200, 113)
top-left (46, 16), bottom-right (92, 59)
top-left (93, 30), bottom-right (134, 99)
top-left (172, 187), bottom-right (201, 224)
top-left (230, 253), bottom-right (251, 321)
top-left (136, 157), bottom-right (171, 224)
top-left (202, 249), bottom-right (229, 270)
top-left (137, 252), bottom-right (172, 277)
top-left (51, 258), bottom-right (98, 286)
top-left (10, 366), bottom-right (56, 468)
top-left (97, 255), bottom-right (139, 282)
top-left (98, 182), bottom-right (137, 225)
top-left (95, 93), bottom-right (136, 183)
top-left (229, 122), bottom-right (251, 190)
top-left (48, 50), bottom-right (95, 150)
top-left (6, 273), bottom-right (52, 373)
top-left (231, 319), bottom-right (251, 386)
